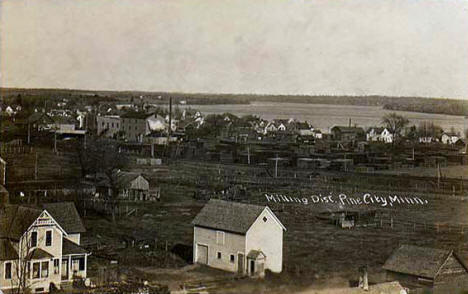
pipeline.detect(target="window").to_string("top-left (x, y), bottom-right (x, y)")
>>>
top-left (230, 254), bottom-right (235, 263)
top-left (111, 123), bottom-right (114, 128)
top-left (102, 122), bottom-right (105, 127)
top-left (5, 262), bottom-right (11, 279)
top-left (54, 259), bottom-right (60, 274)
top-left (45, 230), bottom-right (52, 246)
top-left (216, 231), bottom-right (225, 245)
top-left (79, 257), bottom-right (85, 271)
top-left (217, 252), bottom-right (222, 259)
top-left (41, 261), bottom-right (49, 278)
top-left (263, 216), bottom-right (268, 222)
top-left (33, 262), bottom-right (40, 279)
top-left (31, 231), bottom-right (37, 247)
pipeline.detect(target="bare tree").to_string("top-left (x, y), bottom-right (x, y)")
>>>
top-left (77, 136), bottom-right (128, 222)
top-left (4, 209), bottom-right (45, 294)
top-left (381, 112), bottom-right (409, 145)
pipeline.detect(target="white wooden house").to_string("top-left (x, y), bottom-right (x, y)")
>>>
top-left (441, 132), bottom-right (460, 145)
top-left (192, 199), bottom-right (286, 277)
top-left (0, 202), bottom-right (88, 293)
top-left (367, 127), bottom-right (393, 143)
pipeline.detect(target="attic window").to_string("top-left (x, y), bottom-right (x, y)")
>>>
top-left (216, 231), bottom-right (225, 245)
top-left (263, 217), bottom-right (267, 222)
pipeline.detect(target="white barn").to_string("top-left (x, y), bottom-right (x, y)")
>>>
top-left (192, 199), bottom-right (286, 277)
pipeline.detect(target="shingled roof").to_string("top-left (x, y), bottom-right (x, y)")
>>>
top-left (0, 205), bottom-right (42, 240)
top-left (0, 239), bottom-right (19, 260)
top-left (28, 248), bottom-right (54, 260)
top-left (192, 199), bottom-right (268, 234)
top-left (383, 245), bottom-right (464, 279)
top-left (62, 238), bottom-right (88, 255)
top-left (42, 202), bottom-right (86, 234)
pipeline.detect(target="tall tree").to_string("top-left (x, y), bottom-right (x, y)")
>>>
top-left (77, 136), bottom-right (128, 222)
top-left (381, 112), bottom-right (409, 144)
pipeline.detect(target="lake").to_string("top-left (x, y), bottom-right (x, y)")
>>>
top-left (178, 102), bottom-right (468, 134)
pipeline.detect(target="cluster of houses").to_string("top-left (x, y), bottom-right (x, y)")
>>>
top-left (2, 98), bottom-right (466, 150)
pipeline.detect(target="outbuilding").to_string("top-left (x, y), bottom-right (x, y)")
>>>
top-left (383, 245), bottom-right (468, 288)
top-left (192, 199), bottom-right (286, 277)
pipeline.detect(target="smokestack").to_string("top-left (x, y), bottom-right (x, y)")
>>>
top-left (168, 97), bottom-right (172, 145)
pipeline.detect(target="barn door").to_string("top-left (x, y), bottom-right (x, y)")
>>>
top-left (196, 244), bottom-right (208, 264)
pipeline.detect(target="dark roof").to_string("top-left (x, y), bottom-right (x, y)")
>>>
top-left (331, 126), bottom-right (365, 133)
top-left (121, 111), bottom-right (153, 119)
top-left (28, 248), bottom-right (54, 260)
top-left (383, 245), bottom-right (462, 279)
top-left (42, 202), bottom-right (86, 234)
top-left (97, 171), bottom-right (148, 189)
top-left (192, 199), bottom-right (266, 234)
top-left (247, 250), bottom-right (265, 259)
top-left (368, 127), bottom-right (385, 133)
top-left (113, 171), bottom-right (147, 189)
top-left (27, 113), bottom-right (55, 124)
top-left (62, 238), bottom-right (88, 255)
top-left (0, 239), bottom-right (19, 260)
top-left (0, 205), bottom-right (42, 240)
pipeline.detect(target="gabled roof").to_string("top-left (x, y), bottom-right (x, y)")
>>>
top-left (42, 202), bottom-right (86, 234)
top-left (28, 248), bottom-right (54, 260)
top-left (331, 126), bottom-right (365, 133)
top-left (192, 199), bottom-right (285, 234)
top-left (296, 122), bottom-right (312, 130)
top-left (0, 205), bottom-right (42, 240)
top-left (62, 238), bottom-right (88, 255)
top-left (368, 127), bottom-right (385, 133)
top-left (383, 245), bottom-right (467, 279)
top-left (121, 111), bottom-right (153, 119)
top-left (113, 170), bottom-right (147, 189)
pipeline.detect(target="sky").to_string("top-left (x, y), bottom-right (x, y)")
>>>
top-left (1, 0), bottom-right (468, 98)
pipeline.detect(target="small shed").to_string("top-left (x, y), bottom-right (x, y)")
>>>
top-left (383, 245), bottom-right (468, 288)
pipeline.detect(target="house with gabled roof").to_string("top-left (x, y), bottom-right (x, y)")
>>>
top-left (96, 170), bottom-right (150, 201)
top-left (383, 245), bottom-right (468, 288)
top-left (192, 199), bottom-right (286, 277)
top-left (0, 202), bottom-right (88, 293)
top-left (331, 126), bottom-right (365, 142)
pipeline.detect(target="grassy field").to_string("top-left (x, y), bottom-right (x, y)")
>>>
top-left (80, 160), bottom-right (468, 293)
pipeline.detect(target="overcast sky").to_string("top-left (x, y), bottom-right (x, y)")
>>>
top-left (1, 0), bottom-right (468, 98)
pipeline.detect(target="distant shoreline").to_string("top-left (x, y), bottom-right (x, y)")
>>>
top-left (1, 87), bottom-right (467, 116)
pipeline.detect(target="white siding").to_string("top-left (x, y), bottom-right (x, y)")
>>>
top-left (246, 209), bottom-right (284, 273)
top-left (193, 226), bottom-right (245, 273)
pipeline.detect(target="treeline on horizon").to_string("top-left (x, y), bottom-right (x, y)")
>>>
top-left (1, 88), bottom-right (467, 116)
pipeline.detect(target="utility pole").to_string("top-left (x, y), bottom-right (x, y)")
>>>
top-left (35, 152), bottom-right (38, 180)
top-left (168, 97), bottom-right (172, 145)
top-left (27, 122), bottom-right (31, 144)
top-left (54, 128), bottom-right (57, 153)
top-left (274, 154), bottom-right (279, 178)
